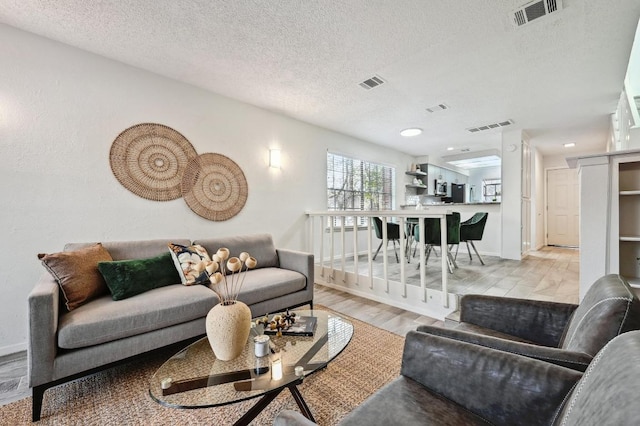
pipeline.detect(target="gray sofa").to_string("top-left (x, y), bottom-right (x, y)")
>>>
top-left (29, 233), bottom-right (313, 421)
top-left (276, 329), bottom-right (640, 425)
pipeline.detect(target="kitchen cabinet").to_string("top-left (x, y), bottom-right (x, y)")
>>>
top-left (419, 163), bottom-right (468, 197)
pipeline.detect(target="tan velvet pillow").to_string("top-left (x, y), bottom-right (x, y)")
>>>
top-left (38, 243), bottom-right (113, 311)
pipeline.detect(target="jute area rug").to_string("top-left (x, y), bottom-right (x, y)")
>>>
top-left (0, 306), bottom-right (405, 425)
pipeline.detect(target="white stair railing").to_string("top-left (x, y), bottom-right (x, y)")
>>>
top-left (306, 210), bottom-right (456, 319)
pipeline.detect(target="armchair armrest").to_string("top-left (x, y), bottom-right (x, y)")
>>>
top-left (28, 274), bottom-right (60, 387)
top-left (417, 325), bottom-right (593, 371)
top-left (460, 294), bottom-right (578, 346)
top-left (402, 331), bottom-right (582, 426)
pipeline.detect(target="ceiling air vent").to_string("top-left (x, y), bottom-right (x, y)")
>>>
top-left (359, 75), bottom-right (386, 90)
top-left (426, 103), bottom-right (449, 113)
top-left (466, 119), bottom-right (514, 133)
top-left (511, 0), bottom-right (562, 27)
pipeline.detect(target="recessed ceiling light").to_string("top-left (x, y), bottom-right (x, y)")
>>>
top-left (563, 143), bottom-right (576, 148)
top-left (447, 147), bottom-right (455, 151)
top-left (400, 128), bottom-right (422, 137)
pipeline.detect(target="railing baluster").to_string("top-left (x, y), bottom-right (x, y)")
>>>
top-left (329, 215), bottom-right (335, 282)
top-left (419, 216), bottom-right (426, 302)
top-left (340, 217), bottom-right (346, 281)
top-left (399, 216), bottom-right (406, 298)
top-left (319, 215), bottom-right (325, 278)
top-left (440, 215), bottom-right (449, 308)
top-left (353, 215), bottom-right (359, 286)
top-left (367, 217), bottom-right (373, 289)
top-left (382, 216), bottom-right (389, 293)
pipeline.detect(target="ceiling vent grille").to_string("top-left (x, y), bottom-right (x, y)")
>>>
top-left (466, 119), bottom-right (514, 133)
top-left (426, 103), bottom-right (449, 113)
top-left (511, 0), bottom-right (562, 27)
top-left (359, 75), bottom-right (386, 90)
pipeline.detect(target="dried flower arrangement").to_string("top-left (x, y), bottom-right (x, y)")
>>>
top-left (193, 247), bottom-right (257, 305)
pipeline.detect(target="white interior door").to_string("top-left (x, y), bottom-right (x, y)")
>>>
top-left (547, 168), bottom-right (579, 247)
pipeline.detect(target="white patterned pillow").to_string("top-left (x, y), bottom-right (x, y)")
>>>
top-left (168, 243), bottom-right (211, 285)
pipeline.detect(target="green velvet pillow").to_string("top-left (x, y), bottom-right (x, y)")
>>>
top-left (97, 252), bottom-right (181, 301)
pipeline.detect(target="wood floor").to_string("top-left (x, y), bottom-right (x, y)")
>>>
top-left (0, 246), bottom-right (579, 407)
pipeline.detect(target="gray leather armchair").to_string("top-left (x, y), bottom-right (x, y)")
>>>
top-left (418, 274), bottom-right (640, 371)
top-left (275, 329), bottom-right (640, 425)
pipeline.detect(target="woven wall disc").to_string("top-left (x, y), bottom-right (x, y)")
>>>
top-left (109, 123), bottom-right (197, 201)
top-left (181, 153), bottom-right (248, 221)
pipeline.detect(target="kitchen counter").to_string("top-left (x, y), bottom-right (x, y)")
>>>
top-left (400, 201), bottom-right (500, 208)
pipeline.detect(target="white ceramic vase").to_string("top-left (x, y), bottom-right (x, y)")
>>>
top-left (205, 300), bottom-right (252, 361)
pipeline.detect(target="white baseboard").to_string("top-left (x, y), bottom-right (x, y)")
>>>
top-left (0, 342), bottom-right (27, 358)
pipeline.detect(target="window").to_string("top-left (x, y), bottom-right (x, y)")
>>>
top-left (327, 152), bottom-right (395, 226)
top-left (483, 178), bottom-right (501, 202)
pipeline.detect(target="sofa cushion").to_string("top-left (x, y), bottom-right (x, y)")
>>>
top-left (221, 267), bottom-right (306, 307)
top-left (38, 243), bottom-right (113, 311)
top-left (194, 234), bottom-right (279, 270)
top-left (168, 243), bottom-right (211, 285)
top-left (57, 284), bottom-right (217, 349)
top-left (97, 252), bottom-right (181, 300)
top-left (560, 274), bottom-right (640, 356)
top-left (65, 239), bottom-right (192, 261)
top-left (339, 376), bottom-right (487, 426)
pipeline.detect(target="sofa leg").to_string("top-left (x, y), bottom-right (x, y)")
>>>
top-left (32, 384), bottom-right (46, 422)
top-left (309, 301), bottom-right (314, 310)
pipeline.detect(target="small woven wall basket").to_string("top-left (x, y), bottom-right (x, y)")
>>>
top-left (181, 153), bottom-right (249, 221)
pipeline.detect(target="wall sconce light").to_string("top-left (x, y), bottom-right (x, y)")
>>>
top-left (269, 148), bottom-right (281, 169)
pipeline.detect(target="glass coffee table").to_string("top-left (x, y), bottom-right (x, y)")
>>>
top-left (149, 309), bottom-right (353, 426)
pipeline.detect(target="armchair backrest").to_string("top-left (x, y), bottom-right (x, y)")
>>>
top-left (460, 212), bottom-right (488, 241)
top-left (413, 212), bottom-right (460, 245)
top-left (556, 330), bottom-right (640, 425)
top-left (372, 217), bottom-right (400, 240)
top-left (560, 274), bottom-right (640, 356)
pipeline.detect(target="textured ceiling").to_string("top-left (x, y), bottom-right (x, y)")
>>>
top-left (1, 0), bottom-right (639, 157)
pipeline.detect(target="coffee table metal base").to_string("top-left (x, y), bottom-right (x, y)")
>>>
top-left (234, 378), bottom-right (314, 426)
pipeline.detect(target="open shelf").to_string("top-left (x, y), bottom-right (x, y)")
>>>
top-left (405, 170), bottom-right (427, 177)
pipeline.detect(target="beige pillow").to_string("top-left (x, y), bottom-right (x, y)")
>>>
top-left (38, 243), bottom-right (113, 311)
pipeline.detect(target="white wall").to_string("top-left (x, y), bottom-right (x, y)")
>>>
top-left (501, 129), bottom-right (524, 260)
top-left (533, 147), bottom-right (545, 249)
top-left (0, 24), bottom-right (415, 355)
top-left (467, 166), bottom-right (501, 203)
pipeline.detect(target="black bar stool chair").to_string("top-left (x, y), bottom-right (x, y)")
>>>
top-left (457, 212), bottom-right (488, 265)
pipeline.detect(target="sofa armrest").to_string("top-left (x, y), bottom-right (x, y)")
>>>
top-left (402, 331), bottom-right (582, 426)
top-left (277, 248), bottom-right (314, 292)
top-left (460, 294), bottom-right (578, 346)
top-left (417, 325), bottom-right (592, 371)
top-left (273, 410), bottom-right (317, 426)
top-left (28, 275), bottom-right (60, 387)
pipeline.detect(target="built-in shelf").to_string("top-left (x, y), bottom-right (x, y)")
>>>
top-left (405, 170), bottom-right (427, 177)
top-left (625, 276), bottom-right (640, 287)
top-left (405, 184), bottom-right (428, 189)
top-left (618, 160), bottom-right (640, 286)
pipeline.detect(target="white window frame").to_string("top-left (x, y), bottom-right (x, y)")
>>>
top-left (326, 152), bottom-right (395, 227)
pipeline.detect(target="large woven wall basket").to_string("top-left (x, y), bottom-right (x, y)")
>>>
top-left (109, 123), bottom-right (197, 201)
